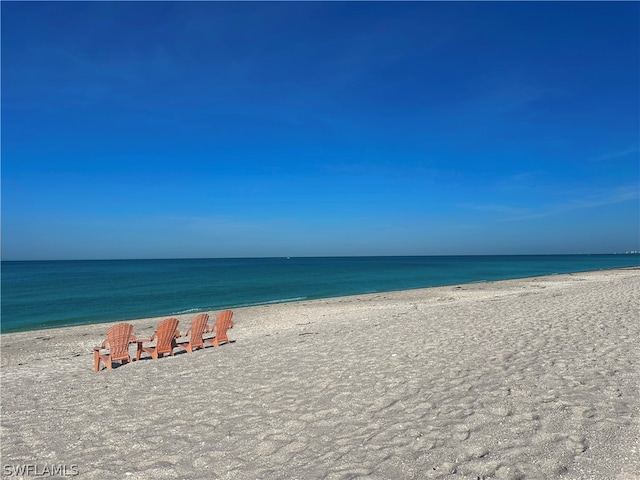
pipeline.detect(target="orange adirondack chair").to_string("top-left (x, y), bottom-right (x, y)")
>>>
top-left (136, 318), bottom-right (180, 360)
top-left (93, 323), bottom-right (137, 372)
top-left (175, 313), bottom-right (209, 353)
top-left (205, 310), bottom-right (234, 347)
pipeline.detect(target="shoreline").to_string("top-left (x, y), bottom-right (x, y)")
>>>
top-left (2, 265), bottom-right (639, 336)
top-left (1, 268), bottom-right (639, 479)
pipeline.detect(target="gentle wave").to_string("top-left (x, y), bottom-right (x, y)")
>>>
top-left (171, 307), bottom-right (205, 315)
top-left (230, 297), bottom-right (308, 309)
top-left (172, 297), bottom-right (309, 315)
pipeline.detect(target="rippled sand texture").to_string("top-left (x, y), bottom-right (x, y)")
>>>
top-left (1, 268), bottom-right (639, 479)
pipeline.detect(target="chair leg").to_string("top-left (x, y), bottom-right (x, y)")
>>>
top-left (94, 350), bottom-right (100, 372)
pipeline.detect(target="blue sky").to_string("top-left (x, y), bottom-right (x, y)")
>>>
top-left (2, 2), bottom-right (639, 260)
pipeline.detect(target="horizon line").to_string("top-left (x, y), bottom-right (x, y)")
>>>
top-left (2, 252), bottom-right (640, 262)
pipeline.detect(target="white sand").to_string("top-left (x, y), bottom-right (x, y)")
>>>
top-left (1, 268), bottom-right (639, 479)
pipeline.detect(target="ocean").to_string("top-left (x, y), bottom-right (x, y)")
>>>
top-left (2, 255), bottom-right (639, 333)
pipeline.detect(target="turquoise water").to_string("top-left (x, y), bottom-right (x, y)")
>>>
top-left (2, 255), bottom-right (639, 333)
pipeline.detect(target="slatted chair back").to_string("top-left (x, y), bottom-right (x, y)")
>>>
top-left (189, 313), bottom-right (209, 350)
top-left (176, 313), bottom-right (210, 353)
top-left (106, 323), bottom-right (135, 362)
top-left (210, 310), bottom-right (234, 347)
top-left (94, 322), bottom-right (137, 371)
top-left (155, 318), bottom-right (180, 355)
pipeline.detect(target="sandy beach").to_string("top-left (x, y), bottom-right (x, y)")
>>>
top-left (1, 268), bottom-right (639, 480)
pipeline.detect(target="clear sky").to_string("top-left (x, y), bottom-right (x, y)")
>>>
top-left (2, 2), bottom-right (639, 260)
